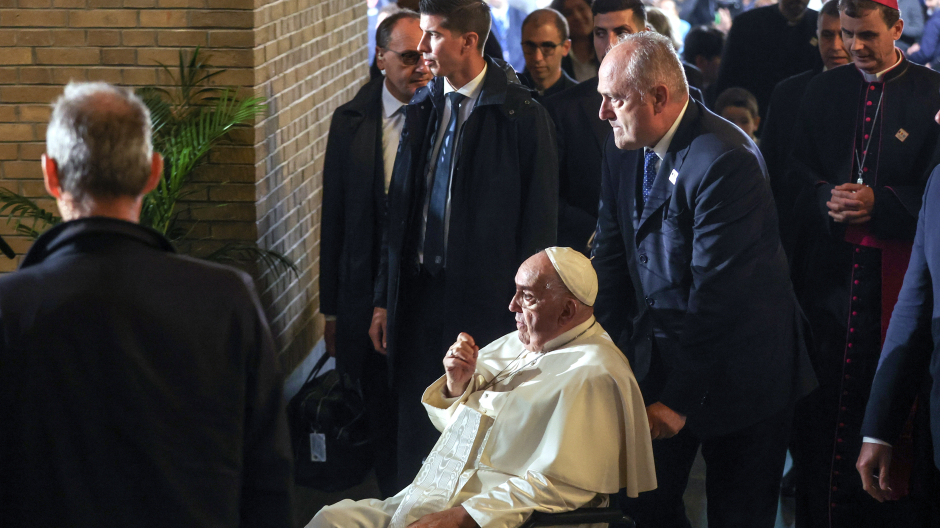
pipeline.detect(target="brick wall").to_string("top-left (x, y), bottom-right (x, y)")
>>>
top-left (0, 0), bottom-right (368, 371)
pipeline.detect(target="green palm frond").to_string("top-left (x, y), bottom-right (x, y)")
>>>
top-left (0, 188), bottom-right (61, 238)
top-left (202, 242), bottom-right (299, 277)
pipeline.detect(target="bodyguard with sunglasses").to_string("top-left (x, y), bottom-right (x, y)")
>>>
top-left (319, 9), bottom-right (431, 499)
top-left (518, 9), bottom-right (578, 100)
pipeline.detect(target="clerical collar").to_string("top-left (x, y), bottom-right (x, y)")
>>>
top-left (444, 64), bottom-right (488, 101)
top-left (382, 81), bottom-right (407, 118)
top-left (859, 49), bottom-right (902, 82)
top-left (541, 316), bottom-right (597, 353)
top-left (648, 98), bottom-right (690, 160)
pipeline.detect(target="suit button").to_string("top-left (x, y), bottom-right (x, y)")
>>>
top-left (646, 296), bottom-right (655, 306)
top-left (639, 254), bottom-right (649, 264)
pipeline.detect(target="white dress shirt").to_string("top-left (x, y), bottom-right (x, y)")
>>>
top-left (381, 81), bottom-right (408, 193)
top-left (418, 65), bottom-right (488, 264)
top-left (644, 98), bottom-right (690, 173)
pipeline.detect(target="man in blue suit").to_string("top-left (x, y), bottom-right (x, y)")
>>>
top-left (857, 155), bottom-right (940, 501)
top-left (592, 32), bottom-right (816, 528)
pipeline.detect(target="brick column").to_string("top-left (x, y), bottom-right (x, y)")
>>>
top-left (0, 0), bottom-right (368, 371)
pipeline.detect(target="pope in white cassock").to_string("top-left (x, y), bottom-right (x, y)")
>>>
top-left (309, 247), bottom-right (657, 528)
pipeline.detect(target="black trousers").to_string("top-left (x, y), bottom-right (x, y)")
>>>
top-left (621, 404), bottom-right (793, 528)
top-left (358, 348), bottom-right (398, 499)
top-left (393, 266), bottom-right (448, 491)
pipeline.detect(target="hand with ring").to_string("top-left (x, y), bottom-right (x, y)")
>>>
top-left (443, 333), bottom-right (479, 398)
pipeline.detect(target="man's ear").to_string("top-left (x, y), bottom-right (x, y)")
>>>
top-left (651, 84), bottom-right (669, 114)
top-left (463, 31), bottom-right (480, 53)
top-left (561, 39), bottom-right (572, 57)
top-left (753, 115), bottom-right (761, 130)
top-left (41, 154), bottom-right (62, 199)
top-left (558, 297), bottom-right (578, 325)
top-left (376, 46), bottom-right (387, 71)
top-left (142, 153), bottom-right (163, 195)
top-left (890, 18), bottom-right (904, 40)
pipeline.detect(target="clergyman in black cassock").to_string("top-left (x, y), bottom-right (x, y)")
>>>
top-left (788, 9), bottom-right (940, 523)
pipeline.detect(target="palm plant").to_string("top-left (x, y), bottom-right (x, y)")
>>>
top-left (0, 48), bottom-right (296, 275)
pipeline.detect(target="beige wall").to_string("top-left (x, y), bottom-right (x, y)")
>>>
top-left (0, 0), bottom-right (368, 372)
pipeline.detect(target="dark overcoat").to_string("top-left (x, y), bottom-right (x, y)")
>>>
top-left (375, 57), bottom-right (559, 381)
top-left (319, 75), bottom-right (387, 378)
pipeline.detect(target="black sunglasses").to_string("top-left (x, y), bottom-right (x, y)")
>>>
top-left (521, 41), bottom-right (564, 56)
top-left (384, 49), bottom-right (423, 65)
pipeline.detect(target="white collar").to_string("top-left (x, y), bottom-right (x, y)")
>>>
top-left (382, 80), bottom-right (408, 118)
top-left (490, 2), bottom-right (509, 20)
top-left (444, 64), bottom-right (488, 101)
top-left (649, 98), bottom-right (690, 159)
top-left (541, 316), bottom-right (597, 353)
top-left (860, 49), bottom-right (903, 83)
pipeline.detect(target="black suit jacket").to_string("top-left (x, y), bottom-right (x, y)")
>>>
top-left (543, 77), bottom-right (609, 254)
top-left (376, 57), bottom-right (558, 380)
top-left (320, 75), bottom-right (388, 378)
top-left (861, 168), bottom-right (940, 469)
top-left (592, 99), bottom-right (816, 439)
top-left (0, 218), bottom-right (293, 528)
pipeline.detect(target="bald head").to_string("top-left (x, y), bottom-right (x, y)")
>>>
top-left (509, 251), bottom-right (593, 352)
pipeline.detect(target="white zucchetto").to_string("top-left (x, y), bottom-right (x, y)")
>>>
top-left (544, 246), bottom-right (598, 306)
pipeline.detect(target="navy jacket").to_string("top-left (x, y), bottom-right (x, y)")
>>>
top-left (320, 75), bottom-right (388, 378)
top-left (0, 218), bottom-right (293, 528)
top-left (592, 99), bottom-right (816, 439)
top-left (375, 57), bottom-right (558, 380)
top-left (861, 167), bottom-right (940, 469)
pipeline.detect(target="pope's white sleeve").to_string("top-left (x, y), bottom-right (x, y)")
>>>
top-left (421, 373), bottom-right (485, 432)
top-left (459, 471), bottom-right (602, 528)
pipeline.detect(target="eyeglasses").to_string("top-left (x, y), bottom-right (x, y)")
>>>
top-left (383, 49), bottom-right (423, 66)
top-left (521, 41), bottom-right (564, 56)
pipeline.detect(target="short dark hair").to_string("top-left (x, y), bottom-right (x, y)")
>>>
top-left (838, 0), bottom-right (901, 28)
top-left (682, 25), bottom-right (724, 62)
top-left (522, 8), bottom-right (571, 41)
top-left (419, 0), bottom-right (492, 52)
top-left (819, 0), bottom-right (840, 18)
top-left (590, 0), bottom-right (647, 26)
top-left (376, 9), bottom-right (420, 49)
top-left (549, 0), bottom-right (590, 12)
top-left (714, 87), bottom-right (759, 120)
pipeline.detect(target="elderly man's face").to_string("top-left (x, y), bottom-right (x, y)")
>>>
top-left (818, 13), bottom-right (850, 70)
top-left (377, 18), bottom-right (432, 103)
top-left (509, 254), bottom-right (568, 352)
top-left (597, 46), bottom-right (657, 150)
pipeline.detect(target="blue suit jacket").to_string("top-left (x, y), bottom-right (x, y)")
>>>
top-left (862, 167), bottom-right (940, 469)
top-left (593, 99), bottom-right (816, 439)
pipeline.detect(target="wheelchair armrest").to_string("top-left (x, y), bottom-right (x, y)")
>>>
top-left (519, 507), bottom-right (635, 527)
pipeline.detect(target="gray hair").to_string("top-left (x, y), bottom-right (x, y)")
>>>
top-left (46, 82), bottom-right (153, 204)
top-left (616, 31), bottom-right (688, 103)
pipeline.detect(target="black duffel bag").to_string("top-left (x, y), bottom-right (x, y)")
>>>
top-left (287, 352), bottom-right (373, 491)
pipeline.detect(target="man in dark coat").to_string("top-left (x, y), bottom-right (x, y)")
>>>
top-left (542, 0), bottom-right (647, 254)
top-left (320, 10), bottom-right (431, 498)
top-left (787, 0), bottom-right (940, 524)
top-left (714, 0), bottom-right (823, 129)
top-left (0, 83), bottom-right (293, 528)
top-left (370, 0), bottom-right (558, 489)
top-left (592, 33), bottom-right (816, 528)
top-left (857, 163), bottom-right (940, 523)
top-left (517, 8), bottom-right (579, 100)
top-left (760, 0), bottom-right (850, 255)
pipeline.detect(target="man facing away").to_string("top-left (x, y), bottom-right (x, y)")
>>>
top-left (312, 248), bottom-right (656, 528)
top-left (542, 0), bottom-right (648, 254)
top-left (320, 9), bottom-right (432, 498)
top-left (518, 8), bottom-right (578, 100)
top-left (370, 0), bottom-right (558, 490)
top-left (592, 32), bottom-right (816, 528)
top-left (787, 0), bottom-right (940, 524)
top-left (0, 83), bottom-right (293, 527)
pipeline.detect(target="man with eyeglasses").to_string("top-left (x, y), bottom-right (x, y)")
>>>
top-left (518, 9), bottom-right (578, 100)
top-left (320, 8), bottom-right (431, 499)
top-left (542, 0), bottom-right (648, 254)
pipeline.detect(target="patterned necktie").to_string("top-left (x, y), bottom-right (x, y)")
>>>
top-left (424, 91), bottom-right (466, 276)
top-left (642, 148), bottom-right (658, 205)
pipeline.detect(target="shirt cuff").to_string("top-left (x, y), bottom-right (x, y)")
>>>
top-left (863, 437), bottom-right (892, 447)
top-left (323, 314), bottom-right (337, 322)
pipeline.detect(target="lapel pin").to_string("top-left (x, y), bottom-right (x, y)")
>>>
top-left (895, 128), bottom-right (909, 142)
top-left (810, 37), bottom-right (818, 46)
top-left (669, 169), bottom-right (679, 185)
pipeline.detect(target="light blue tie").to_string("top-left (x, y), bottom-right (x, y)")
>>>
top-left (424, 92), bottom-right (465, 276)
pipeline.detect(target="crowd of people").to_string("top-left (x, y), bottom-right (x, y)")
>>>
top-left (2, 0), bottom-right (940, 526)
